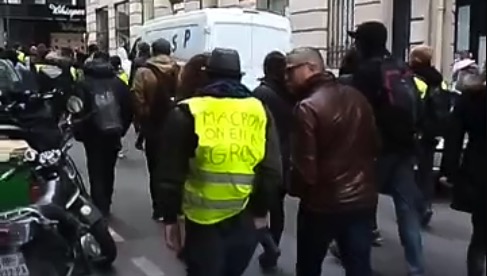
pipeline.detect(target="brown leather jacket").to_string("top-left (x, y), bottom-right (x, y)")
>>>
top-left (290, 73), bottom-right (379, 213)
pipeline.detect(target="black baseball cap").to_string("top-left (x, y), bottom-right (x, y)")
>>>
top-left (348, 21), bottom-right (388, 45)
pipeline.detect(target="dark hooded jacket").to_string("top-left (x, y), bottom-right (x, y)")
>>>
top-left (352, 33), bottom-right (416, 154)
top-left (75, 60), bottom-right (133, 144)
top-left (154, 79), bottom-right (282, 224)
top-left (253, 78), bottom-right (294, 184)
top-left (441, 75), bottom-right (486, 213)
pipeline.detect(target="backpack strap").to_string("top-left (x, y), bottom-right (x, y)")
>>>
top-left (143, 63), bottom-right (176, 123)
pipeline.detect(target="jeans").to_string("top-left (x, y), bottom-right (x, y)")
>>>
top-left (378, 153), bottom-right (425, 276)
top-left (184, 212), bottom-right (258, 276)
top-left (417, 139), bottom-right (436, 212)
top-left (296, 205), bottom-right (373, 276)
top-left (84, 140), bottom-right (120, 216)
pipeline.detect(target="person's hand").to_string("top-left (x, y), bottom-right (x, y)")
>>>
top-left (135, 136), bottom-right (144, 151)
top-left (253, 217), bottom-right (268, 229)
top-left (163, 223), bottom-right (182, 252)
top-left (439, 176), bottom-right (451, 186)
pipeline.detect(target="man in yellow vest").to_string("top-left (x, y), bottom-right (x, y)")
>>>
top-left (110, 55), bottom-right (129, 86)
top-left (409, 45), bottom-right (453, 227)
top-left (155, 48), bottom-right (282, 276)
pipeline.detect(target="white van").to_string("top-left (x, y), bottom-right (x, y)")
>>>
top-left (132, 8), bottom-right (292, 89)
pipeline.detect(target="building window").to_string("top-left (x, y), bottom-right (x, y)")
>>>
top-left (116, 1), bottom-right (130, 51)
top-left (143, 0), bottom-right (155, 22)
top-left (256, 0), bottom-right (288, 15)
top-left (327, 0), bottom-right (354, 68)
top-left (96, 7), bottom-right (109, 53)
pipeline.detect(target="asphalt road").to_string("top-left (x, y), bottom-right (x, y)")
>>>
top-left (69, 130), bottom-right (476, 276)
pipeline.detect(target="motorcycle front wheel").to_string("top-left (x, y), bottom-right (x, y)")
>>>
top-left (86, 220), bottom-right (117, 267)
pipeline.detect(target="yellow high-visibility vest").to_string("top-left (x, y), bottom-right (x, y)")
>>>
top-left (35, 64), bottom-right (77, 81)
top-left (414, 77), bottom-right (450, 100)
top-left (117, 71), bottom-right (129, 86)
top-left (414, 77), bottom-right (428, 100)
top-left (16, 51), bottom-right (26, 64)
top-left (180, 96), bottom-right (267, 225)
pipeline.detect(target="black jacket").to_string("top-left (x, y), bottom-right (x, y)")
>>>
top-left (75, 60), bottom-right (133, 144)
top-left (155, 80), bottom-right (282, 224)
top-left (253, 79), bottom-right (294, 178)
top-left (352, 50), bottom-right (416, 154)
top-left (441, 88), bottom-right (486, 213)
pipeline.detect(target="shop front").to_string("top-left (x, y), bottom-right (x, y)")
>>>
top-left (1, 3), bottom-right (86, 50)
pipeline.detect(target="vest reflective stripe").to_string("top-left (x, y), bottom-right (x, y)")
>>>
top-left (35, 64), bottom-right (77, 81)
top-left (414, 77), bottom-right (428, 99)
top-left (17, 51), bottom-right (26, 63)
top-left (181, 96), bottom-right (267, 225)
top-left (70, 67), bottom-right (78, 81)
top-left (441, 81), bottom-right (448, 90)
top-left (188, 169), bottom-right (254, 185)
top-left (184, 193), bottom-right (248, 210)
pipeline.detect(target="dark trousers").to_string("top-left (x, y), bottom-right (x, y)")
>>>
top-left (262, 188), bottom-right (286, 250)
top-left (85, 141), bottom-right (119, 215)
top-left (296, 205), bottom-right (373, 276)
top-left (144, 136), bottom-right (161, 215)
top-left (185, 212), bottom-right (258, 276)
top-left (468, 198), bottom-right (486, 276)
top-left (417, 139), bottom-right (436, 211)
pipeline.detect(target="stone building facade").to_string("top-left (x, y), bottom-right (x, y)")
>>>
top-left (290, 0), bottom-right (457, 73)
top-left (86, 0), bottom-right (481, 74)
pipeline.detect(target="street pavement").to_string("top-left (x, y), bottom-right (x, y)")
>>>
top-left (70, 130), bottom-right (476, 276)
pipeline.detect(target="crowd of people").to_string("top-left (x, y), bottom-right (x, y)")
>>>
top-left (1, 20), bottom-right (485, 276)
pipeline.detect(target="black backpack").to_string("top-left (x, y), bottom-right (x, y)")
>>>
top-left (90, 82), bottom-right (123, 135)
top-left (421, 81), bottom-right (458, 137)
top-left (377, 57), bottom-right (421, 128)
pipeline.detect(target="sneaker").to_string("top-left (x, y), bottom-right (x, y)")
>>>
top-left (372, 229), bottom-right (384, 247)
top-left (152, 213), bottom-right (164, 223)
top-left (258, 252), bottom-right (280, 273)
top-left (421, 208), bottom-right (434, 228)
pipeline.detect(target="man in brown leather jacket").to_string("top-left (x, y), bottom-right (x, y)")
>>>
top-left (286, 47), bottom-right (379, 276)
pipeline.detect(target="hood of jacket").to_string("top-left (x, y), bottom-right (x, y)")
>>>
top-left (146, 55), bottom-right (178, 75)
top-left (199, 78), bottom-right (252, 98)
top-left (413, 66), bottom-right (443, 87)
top-left (84, 60), bottom-right (115, 79)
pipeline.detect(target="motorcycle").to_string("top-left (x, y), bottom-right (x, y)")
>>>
top-left (0, 92), bottom-right (117, 275)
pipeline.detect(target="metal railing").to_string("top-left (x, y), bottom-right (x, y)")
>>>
top-left (326, 0), bottom-right (355, 69)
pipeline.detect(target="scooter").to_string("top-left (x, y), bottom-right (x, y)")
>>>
top-left (0, 95), bottom-right (117, 275)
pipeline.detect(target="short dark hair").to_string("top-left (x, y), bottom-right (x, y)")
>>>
top-left (109, 55), bottom-right (122, 69)
top-left (60, 47), bottom-right (74, 58)
top-left (93, 51), bottom-right (109, 62)
top-left (263, 51), bottom-right (286, 80)
top-left (88, 44), bottom-right (99, 55)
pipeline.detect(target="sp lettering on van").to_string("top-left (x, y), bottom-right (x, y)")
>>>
top-left (199, 111), bottom-right (265, 166)
top-left (171, 29), bottom-right (192, 53)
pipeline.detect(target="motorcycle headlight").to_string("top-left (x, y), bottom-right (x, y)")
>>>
top-left (23, 148), bottom-right (38, 162)
top-left (38, 150), bottom-right (62, 167)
